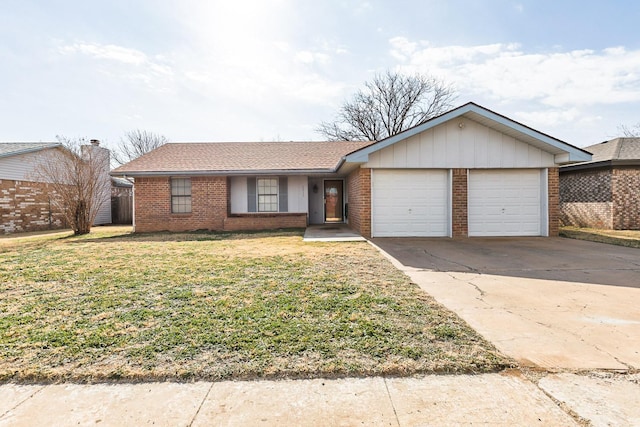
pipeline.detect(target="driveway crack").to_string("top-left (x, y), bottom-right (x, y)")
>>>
top-left (421, 249), bottom-right (478, 273)
top-left (444, 272), bottom-right (487, 300)
top-left (0, 385), bottom-right (44, 419)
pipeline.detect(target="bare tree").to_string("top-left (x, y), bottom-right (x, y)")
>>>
top-left (112, 129), bottom-right (168, 166)
top-left (317, 70), bottom-right (457, 141)
top-left (35, 137), bottom-right (111, 235)
top-left (618, 123), bottom-right (640, 137)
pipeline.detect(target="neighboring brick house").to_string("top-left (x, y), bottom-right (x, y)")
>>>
top-left (560, 137), bottom-right (640, 230)
top-left (112, 102), bottom-right (591, 237)
top-left (0, 141), bottom-right (112, 234)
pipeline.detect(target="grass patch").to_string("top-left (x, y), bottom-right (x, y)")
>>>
top-left (560, 226), bottom-right (640, 249)
top-left (0, 227), bottom-right (510, 382)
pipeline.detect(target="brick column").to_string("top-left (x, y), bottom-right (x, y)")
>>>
top-left (548, 167), bottom-right (559, 236)
top-left (451, 169), bottom-right (468, 237)
top-left (360, 168), bottom-right (371, 238)
top-left (347, 167), bottom-right (371, 238)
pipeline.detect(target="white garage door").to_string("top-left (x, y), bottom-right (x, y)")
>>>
top-left (468, 169), bottom-right (542, 236)
top-left (372, 169), bottom-right (449, 237)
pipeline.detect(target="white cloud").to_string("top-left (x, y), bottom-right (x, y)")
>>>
top-left (390, 37), bottom-right (640, 108)
top-left (60, 43), bottom-right (148, 65)
top-left (514, 108), bottom-right (602, 127)
top-left (295, 50), bottom-right (330, 65)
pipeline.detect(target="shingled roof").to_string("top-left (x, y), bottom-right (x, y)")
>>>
top-left (111, 141), bottom-right (373, 176)
top-left (561, 137), bottom-right (640, 171)
top-left (586, 137), bottom-right (640, 161)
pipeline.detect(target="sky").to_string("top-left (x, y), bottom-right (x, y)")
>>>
top-left (1, 0), bottom-right (640, 150)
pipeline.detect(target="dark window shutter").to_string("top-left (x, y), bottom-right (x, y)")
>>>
top-left (247, 177), bottom-right (256, 212)
top-left (279, 176), bottom-right (288, 212)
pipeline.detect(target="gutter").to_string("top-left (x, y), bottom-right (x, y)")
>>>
top-left (110, 168), bottom-right (344, 178)
top-left (560, 159), bottom-right (640, 172)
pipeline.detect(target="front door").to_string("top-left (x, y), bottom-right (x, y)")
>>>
top-left (324, 180), bottom-right (343, 222)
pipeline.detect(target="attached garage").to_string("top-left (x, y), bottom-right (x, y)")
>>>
top-left (468, 169), bottom-right (545, 236)
top-left (372, 169), bottom-right (449, 237)
top-left (344, 103), bottom-right (592, 238)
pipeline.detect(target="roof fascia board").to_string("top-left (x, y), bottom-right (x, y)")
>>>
top-left (561, 159), bottom-right (640, 172)
top-left (110, 168), bottom-right (341, 178)
top-left (345, 103), bottom-right (591, 163)
top-left (0, 143), bottom-right (62, 159)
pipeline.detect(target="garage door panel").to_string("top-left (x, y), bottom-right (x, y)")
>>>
top-left (372, 170), bottom-right (448, 237)
top-left (469, 169), bottom-right (542, 237)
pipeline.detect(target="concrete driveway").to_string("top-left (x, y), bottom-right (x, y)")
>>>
top-left (372, 237), bottom-right (640, 370)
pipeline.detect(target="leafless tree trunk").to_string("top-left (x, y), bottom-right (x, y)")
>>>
top-left (317, 70), bottom-right (457, 141)
top-left (111, 129), bottom-right (168, 166)
top-left (35, 138), bottom-right (111, 235)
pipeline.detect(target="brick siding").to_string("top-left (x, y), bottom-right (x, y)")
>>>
top-left (451, 169), bottom-right (468, 237)
top-left (547, 167), bottom-right (560, 236)
top-left (346, 167), bottom-right (371, 238)
top-left (134, 176), bottom-right (307, 233)
top-left (224, 213), bottom-right (307, 231)
top-left (0, 179), bottom-right (66, 234)
top-left (560, 166), bottom-right (640, 230)
top-left (612, 167), bottom-right (640, 230)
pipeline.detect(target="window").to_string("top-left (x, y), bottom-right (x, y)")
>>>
top-left (171, 178), bottom-right (192, 213)
top-left (257, 178), bottom-right (278, 212)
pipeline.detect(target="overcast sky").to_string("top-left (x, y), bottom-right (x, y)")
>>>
top-left (1, 0), bottom-right (639, 149)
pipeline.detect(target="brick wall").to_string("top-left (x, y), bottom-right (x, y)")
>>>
top-left (134, 176), bottom-right (308, 233)
top-left (0, 179), bottom-right (65, 234)
top-left (347, 168), bottom-right (371, 238)
top-left (612, 167), bottom-right (640, 230)
top-left (560, 168), bottom-right (613, 228)
top-left (547, 167), bottom-right (560, 236)
top-left (451, 169), bottom-right (468, 237)
top-left (224, 213), bottom-right (307, 231)
top-left (134, 176), bottom-right (228, 232)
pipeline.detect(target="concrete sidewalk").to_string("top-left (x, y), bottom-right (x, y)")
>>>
top-left (1, 372), bottom-right (580, 426)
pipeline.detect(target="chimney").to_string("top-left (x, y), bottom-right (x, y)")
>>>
top-left (90, 139), bottom-right (100, 146)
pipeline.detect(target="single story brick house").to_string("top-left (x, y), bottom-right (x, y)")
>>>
top-left (111, 102), bottom-right (591, 238)
top-left (0, 141), bottom-right (112, 234)
top-left (560, 137), bottom-right (640, 230)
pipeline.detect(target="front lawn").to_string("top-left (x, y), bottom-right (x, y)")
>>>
top-left (0, 227), bottom-right (509, 382)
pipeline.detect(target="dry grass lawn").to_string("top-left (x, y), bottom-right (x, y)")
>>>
top-left (0, 226), bottom-right (510, 382)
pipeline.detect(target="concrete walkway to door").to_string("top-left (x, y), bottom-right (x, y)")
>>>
top-left (371, 237), bottom-right (640, 371)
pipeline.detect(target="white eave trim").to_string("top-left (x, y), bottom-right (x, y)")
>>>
top-left (0, 143), bottom-right (62, 159)
top-left (110, 168), bottom-right (343, 178)
top-left (345, 103), bottom-right (592, 164)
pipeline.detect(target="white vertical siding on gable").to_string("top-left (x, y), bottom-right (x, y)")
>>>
top-left (432, 125), bottom-right (447, 165)
top-left (363, 118), bottom-right (555, 169)
top-left (287, 176), bottom-right (308, 213)
top-left (230, 176), bottom-right (248, 213)
top-left (406, 136), bottom-right (420, 168)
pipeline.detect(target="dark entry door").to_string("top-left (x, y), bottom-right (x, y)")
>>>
top-left (324, 180), bottom-right (343, 222)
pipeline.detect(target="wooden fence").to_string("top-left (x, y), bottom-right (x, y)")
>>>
top-left (111, 195), bottom-right (133, 224)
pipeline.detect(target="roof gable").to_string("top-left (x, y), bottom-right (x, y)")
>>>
top-left (345, 102), bottom-right (591, 165)
top-left (112, 141), bottom-right (373, 176)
